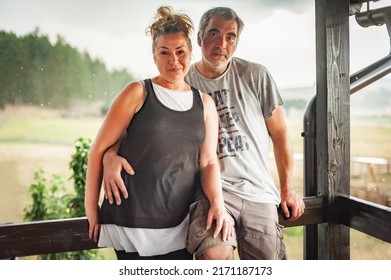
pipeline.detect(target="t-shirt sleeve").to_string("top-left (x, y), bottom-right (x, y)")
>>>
top-left (258, 67), bottom-right (283, 120)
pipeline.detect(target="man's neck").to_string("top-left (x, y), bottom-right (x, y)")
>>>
top-left (195, 60), bottom-right (230, 79)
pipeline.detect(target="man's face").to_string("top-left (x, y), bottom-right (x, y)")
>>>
top-left (198, 16), bottom-right (238, 75)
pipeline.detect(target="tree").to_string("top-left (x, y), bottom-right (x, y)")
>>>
top-left (0, 30), bottom-right (135, 110)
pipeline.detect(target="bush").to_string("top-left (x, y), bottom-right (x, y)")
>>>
top-left (23, 137), bottom-right (101, 260)
top-left (24, 168), bottom-right (69, 221)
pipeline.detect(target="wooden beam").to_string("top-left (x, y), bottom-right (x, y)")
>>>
top-left (0, 217), bottom-right (97, 259)
top-left (336, 195), bottom-right (391, 243)
top-left (279, 195), bottom-right (327, 227)
top-left (315, 0), bottom-right (351, 259)
top-left (0, 196), bottom-right (325, 259)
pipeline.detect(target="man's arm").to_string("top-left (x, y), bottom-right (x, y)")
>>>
top-left (102, 132), bottom-right (134, 205)
top-left (266, 106), bottom-right (305, 221)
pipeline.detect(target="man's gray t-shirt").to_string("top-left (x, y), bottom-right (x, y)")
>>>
top-left (185, 57), bottom-right (283, 205)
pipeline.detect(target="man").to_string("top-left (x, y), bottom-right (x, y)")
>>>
top-left (102, 7), bottom-right (305, 260)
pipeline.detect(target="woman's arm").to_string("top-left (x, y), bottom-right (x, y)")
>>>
top-left (85, 81), bottom-right (145, 242)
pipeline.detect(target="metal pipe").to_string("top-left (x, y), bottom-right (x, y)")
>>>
top-left (350, 54), bottom-right (391, 94)
top-left (302, 95), bottom-right (317, 260)
top-left (351, 5), bottom-right (391, 95)
top-left (355, 6), bottom-right (391, 29)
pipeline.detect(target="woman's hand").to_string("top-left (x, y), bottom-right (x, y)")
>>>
top-left (206, 202), bottom-right (234, 241)
top-left (87, 206), bottom-right (101, 243)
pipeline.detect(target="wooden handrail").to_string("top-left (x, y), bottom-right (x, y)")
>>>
top-left (1, 195), bottom-right (390, 260)
top-left (0, 196), bottom-right (325, 259)
top-left (335, 195), bottom-right (391, 243)
top-left (0, 217), bottom-right (97, 259)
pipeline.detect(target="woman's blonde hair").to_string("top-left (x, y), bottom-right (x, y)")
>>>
top-left (146, 6), bottom-right (193, 53)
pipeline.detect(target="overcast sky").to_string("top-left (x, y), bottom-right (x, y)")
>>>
top-left (0, 0), bottom-right (390, 88)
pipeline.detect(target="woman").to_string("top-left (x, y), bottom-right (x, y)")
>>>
top-left (85, 6), bottom-right (231, 260)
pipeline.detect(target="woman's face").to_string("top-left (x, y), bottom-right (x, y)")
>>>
top-left (153, 32), bottom-right (192, 84)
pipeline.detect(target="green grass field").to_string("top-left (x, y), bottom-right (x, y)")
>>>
top-left (0, 105), bottom-right (390, 260)
top-left (0, 114), bottom-right (102, 144)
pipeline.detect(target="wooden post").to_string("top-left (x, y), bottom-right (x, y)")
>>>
top-left (315, 0), bottom-right (351, 259)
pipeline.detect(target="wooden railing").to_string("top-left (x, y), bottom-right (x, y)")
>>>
top-left (0, 195), bottom-right (389, 259)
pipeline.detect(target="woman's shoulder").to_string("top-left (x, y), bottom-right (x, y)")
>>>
top-left (119, 80), bottom-right (146, 98)
top-left (122, 80), bottom-right (145, 94)
top-left (201, 91), bottom-right (216, 112)
top-left (114, 80), bottom-right (147, 109)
